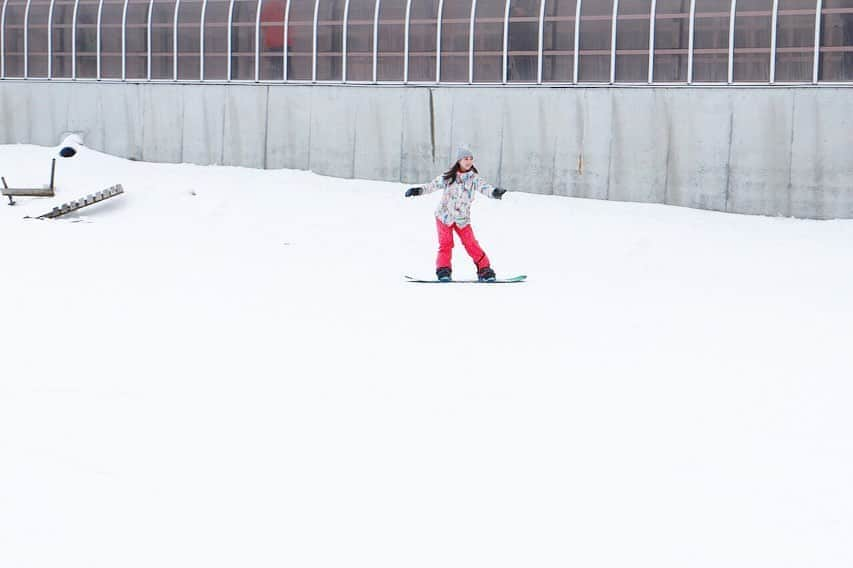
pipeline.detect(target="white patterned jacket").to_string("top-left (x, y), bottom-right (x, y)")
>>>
top-left (420, 170), bottom-right (497, 228)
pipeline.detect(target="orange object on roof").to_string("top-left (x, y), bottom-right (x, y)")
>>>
top-left (260, 0), bottom-right (292, 49)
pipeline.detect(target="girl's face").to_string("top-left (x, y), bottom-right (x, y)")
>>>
top-left (458, 155), bottom-right (474, 171)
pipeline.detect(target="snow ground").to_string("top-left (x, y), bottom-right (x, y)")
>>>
top-left (1, 141), bottom-right (851, 568)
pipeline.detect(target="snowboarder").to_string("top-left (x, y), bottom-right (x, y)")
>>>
top-left (404, 145), bottom-right (507, 282)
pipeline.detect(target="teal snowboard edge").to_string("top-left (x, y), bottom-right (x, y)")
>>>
top-left (405, 275), bottom-right (527, 284)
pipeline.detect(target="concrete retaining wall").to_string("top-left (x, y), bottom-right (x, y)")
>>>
top-left (1, 81), bottom-right (851, 219)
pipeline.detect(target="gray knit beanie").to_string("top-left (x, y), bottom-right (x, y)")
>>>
top-left (453, 144), bottom-right (473, 165)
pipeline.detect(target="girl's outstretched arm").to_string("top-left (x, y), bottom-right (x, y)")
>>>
top-left (474, 176), bottom-right (505, 199)
top-left (403, 175), bottom-right (445, 197)
top-left (421, 175), bottom-right (446, 195)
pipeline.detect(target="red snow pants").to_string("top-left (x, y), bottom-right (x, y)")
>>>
top-left (435, 218), bottom-right (490, 270)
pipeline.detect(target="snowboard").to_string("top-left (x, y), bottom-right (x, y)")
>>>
top-left (405, 274), bottom-right (527, 284)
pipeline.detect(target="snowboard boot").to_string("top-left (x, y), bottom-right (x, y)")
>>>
top-left (436, 267), bottom-right (452, 282)
top-left (477, 266), bottom-right (496, 282)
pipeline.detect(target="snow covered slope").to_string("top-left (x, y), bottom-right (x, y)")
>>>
top-left (1, 141), bottom-right (851, 568)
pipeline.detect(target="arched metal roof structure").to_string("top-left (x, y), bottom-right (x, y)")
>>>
top-left (0, 0), bottom-right (851, 83)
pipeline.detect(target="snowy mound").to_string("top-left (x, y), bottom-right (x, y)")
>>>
top-left (59, 132), bottom-right (85, 149)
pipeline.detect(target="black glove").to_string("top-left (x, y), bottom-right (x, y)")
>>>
top-left (492, 188), bottom-right (507, 199)
top-left (405, 187), bottom-right (422, 197)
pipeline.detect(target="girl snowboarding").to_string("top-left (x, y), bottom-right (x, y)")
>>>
top-left (405, 145), bottom-right (507, 282)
